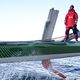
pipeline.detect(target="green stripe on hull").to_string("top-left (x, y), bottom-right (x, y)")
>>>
top-left (0, 41), bottom-right (80, 58)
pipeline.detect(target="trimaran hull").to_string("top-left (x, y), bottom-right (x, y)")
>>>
top-left (0, 41), bottom-right (80, 63)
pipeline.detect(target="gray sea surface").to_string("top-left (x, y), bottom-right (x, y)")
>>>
top-left (0, 56), bottom-right (80, 80)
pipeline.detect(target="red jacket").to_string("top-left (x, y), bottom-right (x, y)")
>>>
top-left (65, 9), bottom-right (78, 29)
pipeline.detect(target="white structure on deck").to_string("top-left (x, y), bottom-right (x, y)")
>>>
top-left (42, 8), bottom-right (59, 40)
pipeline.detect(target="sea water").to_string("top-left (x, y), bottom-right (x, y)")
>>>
top-left (0, 56), bottom-right (80, 80)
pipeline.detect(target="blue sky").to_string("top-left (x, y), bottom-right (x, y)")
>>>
top-left (0, 0), bottom-right (80, 41)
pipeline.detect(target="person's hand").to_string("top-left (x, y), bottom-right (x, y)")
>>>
top-left (64, 21), bottom-right (66, 25)
top-left (75, 21), bottom-right (77, 25)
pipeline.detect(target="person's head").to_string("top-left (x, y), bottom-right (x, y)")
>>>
top-left (70, 5), bottom-right (74, 9)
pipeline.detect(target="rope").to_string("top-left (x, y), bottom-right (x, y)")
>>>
top-left (52, 36), bottom-right (64, 40)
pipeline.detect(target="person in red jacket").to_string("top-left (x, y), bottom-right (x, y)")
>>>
top-left (64, 5), bottom-right (78, 42)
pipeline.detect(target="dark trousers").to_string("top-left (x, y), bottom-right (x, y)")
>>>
top-left (65, 25), bottom-right (78, 40)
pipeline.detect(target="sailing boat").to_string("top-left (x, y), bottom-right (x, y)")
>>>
top-left (0, 8), bottom-right (80, 79)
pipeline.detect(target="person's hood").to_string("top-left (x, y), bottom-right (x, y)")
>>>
top-left (68, 9), bottom-right (75, 12)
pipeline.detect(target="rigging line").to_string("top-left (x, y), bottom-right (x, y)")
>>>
top-left (52, 36), bottom-right (64, 40)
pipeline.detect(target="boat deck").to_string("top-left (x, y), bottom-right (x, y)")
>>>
top-left (0, 41), bottom-right (80, 58)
